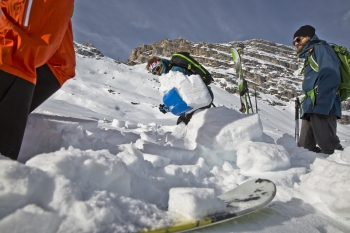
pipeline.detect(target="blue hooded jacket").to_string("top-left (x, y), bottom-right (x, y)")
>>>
top-left (298, 35), bottom-right (341, 118)
top-left (159, 59), bottom-right (192, 76)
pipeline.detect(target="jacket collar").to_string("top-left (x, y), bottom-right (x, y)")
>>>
top-left (298, 35), bottom-right (325, 58)
top-left (160, 59), bottom-right (170, 74)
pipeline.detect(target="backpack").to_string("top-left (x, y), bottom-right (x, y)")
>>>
top-left (303, 43), bottom-right (350, 101)
top-left (169, 52), bottom-right (214, 85)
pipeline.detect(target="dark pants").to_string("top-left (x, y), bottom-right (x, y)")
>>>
top-left (298, 113), bottom-right (342, 154)
top-left (0, 64), bottom-right (60, 160)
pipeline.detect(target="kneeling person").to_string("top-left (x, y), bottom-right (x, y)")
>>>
top-left (146, 56), bottom-right (214, 125)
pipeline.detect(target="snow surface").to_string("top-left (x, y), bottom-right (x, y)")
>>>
top-left (0, 50), bottom-right (350, 233)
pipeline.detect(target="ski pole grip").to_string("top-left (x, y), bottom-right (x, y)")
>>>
top-left (295, 98), bottom-right (300, 120)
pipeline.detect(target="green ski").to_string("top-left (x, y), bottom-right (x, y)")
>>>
top-left (231, 48), bottom-right (254, 114)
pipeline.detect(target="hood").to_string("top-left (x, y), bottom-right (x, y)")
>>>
top-left (160, 59), bottom-right (170, 74)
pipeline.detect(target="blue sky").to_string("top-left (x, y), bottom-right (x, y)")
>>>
top-left (72, 0), bottom-right (350, 62)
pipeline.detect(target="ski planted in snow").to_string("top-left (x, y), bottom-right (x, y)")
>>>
top-left (140, 178), bottom-right (276, 233)
top-left (231, 48), bottom-right (254, 114)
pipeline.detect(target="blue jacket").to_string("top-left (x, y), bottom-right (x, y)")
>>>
top-left (159, 59), bottom-right (192, 76)
top-left (299, 35), bottom-right (341, 118)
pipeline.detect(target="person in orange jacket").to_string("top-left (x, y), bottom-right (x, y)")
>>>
top-left (0, 0), bottom-right (76, 161)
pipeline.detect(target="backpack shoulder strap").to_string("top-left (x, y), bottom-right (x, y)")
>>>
top-left (300, 42), bottom-right (325, 74)
top-left (307, 47), bottom-right (319, 72)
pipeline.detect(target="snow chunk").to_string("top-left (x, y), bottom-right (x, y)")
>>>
top-left (143, 153), bottom-right (171, 168)
top-left (26, 146), bottom-right (131, 197)
top-left (141, 143), bottom-right (197, 164)
top-left (117, 143), bottom-right (146, 173)
top-left (299, 157), bottom-right (350, 217)
top-left (168, 187), bottom-right (226, 220)
top-left (0, 158), bottom-right (54, 219)
top-left (237, 142), bottom-right (291, 172)
top-left (111, 119), bottom-right (125, 128)
top-left (158, 71), bottom-right (212, 110)
top-left (0, 204), bottom-right (61, 233)
top-left (185, 107), bottom-right (264, 151)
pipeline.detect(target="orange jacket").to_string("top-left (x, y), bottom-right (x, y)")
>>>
top-left (0, 0), bottom-right (76, 85)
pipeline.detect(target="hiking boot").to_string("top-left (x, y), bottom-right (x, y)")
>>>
top-left (336, 145), bottom-right (344, 151)
top-left (311, 146), bottom-right (322, 153)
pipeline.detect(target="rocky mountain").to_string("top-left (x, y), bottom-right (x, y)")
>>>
top-left (126, 38), bottom-right (304, 105)
top-left (74, 42), bottom-right (106, 60)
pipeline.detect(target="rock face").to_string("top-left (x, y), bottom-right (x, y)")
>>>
top-left (126, 38), bottom-right (305, 103)
top-left (74, 42), bottom-right (106, 60)
top-left (74, 42), bottom-right (122, 65)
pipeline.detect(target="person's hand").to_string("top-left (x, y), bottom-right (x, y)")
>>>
top-left (159, 104), bottom-right (169, 114)
top-left (330, 115), bottom-right (337, 119)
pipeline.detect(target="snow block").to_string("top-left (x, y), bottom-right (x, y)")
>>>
top-left (143, 153), bottom-right (171, 168)
top-left (299, 157), bottom-right (350, 217)
top-left (112, 119), bottom-right (125, 128)
top-left (184, 107), bottom-right (264, 152)
top-left (0, 204), bottom-right (61, 233)
top-left (236, 142), bottom-right (291, 172)
top-left (26, 147), bottom-right (131, 197)
top-left (163, 87), bottom-right (192, 116)
top-left (168, 187), bottom-right (226, 220)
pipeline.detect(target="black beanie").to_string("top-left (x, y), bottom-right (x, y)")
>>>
top-left (293, 25), bottom-right (315, 39)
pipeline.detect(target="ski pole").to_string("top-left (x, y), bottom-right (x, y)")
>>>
top-left (247, 91), bottom-right (254, 114)
top-left (254, 85), bottom-right (258, 113)
top-left (295, 97), bottom-right (300, 142)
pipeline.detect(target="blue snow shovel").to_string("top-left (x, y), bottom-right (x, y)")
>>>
top-left (163, 88), bottom-right (192, 116)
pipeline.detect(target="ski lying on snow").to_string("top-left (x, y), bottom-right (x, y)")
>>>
top-left (140, 178), bottom-right (276, 233)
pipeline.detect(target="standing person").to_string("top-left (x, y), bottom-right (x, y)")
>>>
top-left (0, 1), bottom-right (76, 161)
top-left (146, 56), bottom-right (214, 125)
top-left (293, 25), bottom-right (343, 154)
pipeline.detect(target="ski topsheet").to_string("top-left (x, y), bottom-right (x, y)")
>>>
top-left (231, 48), bottom-right (254, 114)
top-left (140, 178), bottom-right (276, 233)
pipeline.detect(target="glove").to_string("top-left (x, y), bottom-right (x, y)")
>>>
top-left (159, 104), bottom-right (169, 114)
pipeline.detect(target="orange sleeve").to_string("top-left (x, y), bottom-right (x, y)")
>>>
top-left (47, 21), bottom-right (76, 86)
top-left (0, 0), bottom-right (75, 84)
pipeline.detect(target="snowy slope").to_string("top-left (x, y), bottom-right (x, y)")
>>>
top-left (0, 47), bottom-right (350, 233)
